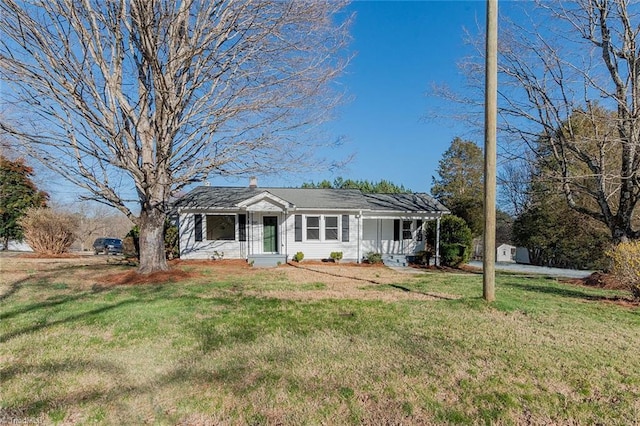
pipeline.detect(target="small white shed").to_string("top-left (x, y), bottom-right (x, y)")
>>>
top-left (496, 244), bottom-right (516, 263)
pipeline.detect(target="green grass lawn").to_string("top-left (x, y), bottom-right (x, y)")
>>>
top-left (1, 263), bottom-right (639, 425)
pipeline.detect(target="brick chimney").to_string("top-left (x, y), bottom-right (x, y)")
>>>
top-left (249, 176), bottom-right (258, 188)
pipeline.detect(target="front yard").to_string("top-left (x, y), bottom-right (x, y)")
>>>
top-left (1, 254), bottom-right (639, 424)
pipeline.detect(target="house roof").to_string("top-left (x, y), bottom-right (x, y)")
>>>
top-left (174, 186), bottom-right (449, 213)
top-left (363, 193), bottom-right (448, 212)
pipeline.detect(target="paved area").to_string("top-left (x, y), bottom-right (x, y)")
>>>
top-left (467, 260), bottom-right (593, 279)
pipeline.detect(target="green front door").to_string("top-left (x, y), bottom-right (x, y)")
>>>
top-left (263, 216), bottom-right (278, 253)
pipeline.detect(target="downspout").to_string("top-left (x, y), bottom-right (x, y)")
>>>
top-left (435, 216), bottom-right (441, 266)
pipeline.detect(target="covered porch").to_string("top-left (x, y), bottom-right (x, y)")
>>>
top-left (360, 214), bottom-right (443, 266)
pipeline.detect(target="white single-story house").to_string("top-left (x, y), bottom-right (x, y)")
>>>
top-left (496, 243), bottom-right (516, 263)
top-left (175, 184), bottom-right (450, 266)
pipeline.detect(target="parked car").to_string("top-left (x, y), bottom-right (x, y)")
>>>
top-left (93, 237), bottom-right (123, 255)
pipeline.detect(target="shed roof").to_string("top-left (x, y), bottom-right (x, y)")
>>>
top-left (174, 186), bottom-right (449, 213)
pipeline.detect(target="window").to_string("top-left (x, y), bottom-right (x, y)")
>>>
top-left (238, 214), bottom-right (247, 242)
top-left (394, 219), bottom-right (400, 241)
top-left (194, 214), bottom-right (203, 242)
top-left (341, 215), bottom-right (349, 242)
top-left (402, 220), bottom-right (412, 240)
top-left (206, 215), bottom-right (235, 240)
top-left (416, 220), bottom-right (423, 241)
top-left (325, 216), bottom-right (338, 240)
top-left (306, 216), bottom-right (320, 240)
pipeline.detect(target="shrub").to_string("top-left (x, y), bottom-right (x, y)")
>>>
top-left (426, 215), bottom-right (472, 267)
top-left (125, 226), bottom-right (140, 257)
top-left (164, 224), bottom-right (179, 260)
top-left (125, 221), bottom-right (179, 260)
top-left (365, 251), bottom-right (383, 264)
top-left (293, 251), bottom-right (304, 262)
top-left (19, 207), bottom-right (77, 254)
top-left (330, 251), bottom-right (343, 262)
top-left (440, 243), bottom-right (468, 267)
top-left (122, 236), bottom-right (138, 258)
top-left (413, 250), bottom-right (432, 266)
top-left (607, 241), bottom-right (640, 300)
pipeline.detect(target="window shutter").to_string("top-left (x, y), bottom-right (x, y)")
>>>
top-left (238, 214), bottom-right (247, 242)
top-left (393, 219), bottom-right (400, 241)
top-left (194, 214), bottom-right (203, 242)
top-left (342, 215), bottom-right (349, 242)
top-left (295, 215), bottom-right (302, 242)
top-left (416, 220), bottom-right (423, 241)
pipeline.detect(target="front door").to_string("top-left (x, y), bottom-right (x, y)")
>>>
top-left (263, 216), bottom-right (278, 253)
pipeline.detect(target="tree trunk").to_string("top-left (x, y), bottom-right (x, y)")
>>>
top-left (138, 208), bottom-right (168, 274)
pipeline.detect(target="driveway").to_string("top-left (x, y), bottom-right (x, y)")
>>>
top-left (467, 260), bottom-right (594, 279)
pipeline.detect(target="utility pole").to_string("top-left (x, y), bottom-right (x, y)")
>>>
top-left (483, 0), bottom-right (498, 302)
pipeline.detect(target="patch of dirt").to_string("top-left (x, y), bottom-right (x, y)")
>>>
top-left (562, 272), bottom-right (639, 308)
top-left (581, 271), bottom-right (626, 290)
top-left (457, 264), bottom-right (483, 274)
top-left (98, 268), bottom-right (199, 287)
top-left (264, 262), bottom-right (460, 301)
top-left (562, 271), bottom-right (627, 291)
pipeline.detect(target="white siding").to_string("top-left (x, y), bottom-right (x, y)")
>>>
top-left (179, 212), bottom-right (245, 259)
top-left (284, 212), bottom-right (360, 261)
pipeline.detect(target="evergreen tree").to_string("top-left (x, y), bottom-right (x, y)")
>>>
top-left (0, 156), bottom-right (48, 249)
top-left (302, 177), bottom-right (410, 193)
top-left (512, 127), bottom-right (613, 270)
top-left (431, 138), bottom-right (484, 236)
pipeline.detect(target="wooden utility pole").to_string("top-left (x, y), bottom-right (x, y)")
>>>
top-left (483, 0), bottom-right (497, 302)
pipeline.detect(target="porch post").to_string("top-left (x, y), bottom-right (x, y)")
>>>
top-left (356, 213), bottom-right (361, 263)
top-left (249, 212), bottom-right (254, 257)
top-left (282, 211), bottom-right (287, 258)
top-left (435, 216), bottom-right (441, 266)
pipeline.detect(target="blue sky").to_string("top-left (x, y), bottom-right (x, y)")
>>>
top-left (234, 0), bottom-right (491, 193)
top-left (44, 0), bottom-right (494, 204)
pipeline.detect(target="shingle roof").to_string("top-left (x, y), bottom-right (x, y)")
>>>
top-left (174, 186), bottom-right (449, 213)
top-left (267, 188), bottom-right (370, 209)
top-left (174, 187), bottom-right (262, 208)
top-left (363, 193), bottom-right (449, 212)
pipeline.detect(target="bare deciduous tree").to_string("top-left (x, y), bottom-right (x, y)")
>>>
top-left (499, 0), bottom-right (640, 242)
top-left (65, 202), bottom-right (133, 252)
top-left (0, 0), bottom-right (351, 272)
top-left (501, 0), bottom-right (640, 241)
top-left (437, 0), bottom-right (640, 242)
